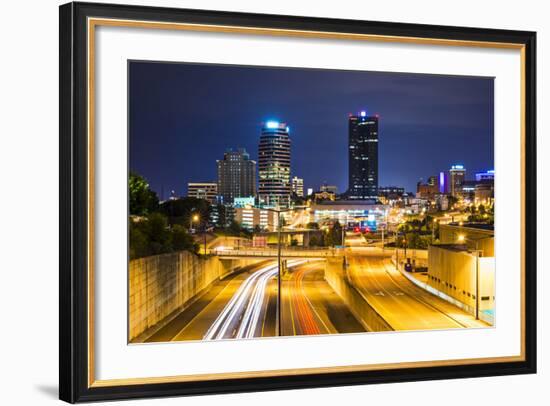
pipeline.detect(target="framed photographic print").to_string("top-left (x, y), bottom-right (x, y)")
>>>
top-left (59, 2), bottom-right (537, 403)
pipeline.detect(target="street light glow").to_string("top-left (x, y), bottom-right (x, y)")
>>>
top-left (458, 234), bottom-right (465, 243)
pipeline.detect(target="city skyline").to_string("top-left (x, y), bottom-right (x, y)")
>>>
top-left (129, 61), bottom-right (494, 197)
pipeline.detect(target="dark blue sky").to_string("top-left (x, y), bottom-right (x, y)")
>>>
top-left (129, 61), bottom-right (493, 199)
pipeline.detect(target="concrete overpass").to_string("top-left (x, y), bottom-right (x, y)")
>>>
top-left (211, 247), bottom-right (342, 259)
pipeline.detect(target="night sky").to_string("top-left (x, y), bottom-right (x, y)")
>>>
top-left (129, 61), bottom-right (494, 199)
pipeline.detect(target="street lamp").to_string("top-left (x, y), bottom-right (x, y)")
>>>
top-left (190, 213), bottom-right (207, 255)
top-left (189, 213), bottom-right (199, 231)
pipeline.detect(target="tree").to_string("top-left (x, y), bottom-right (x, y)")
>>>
top-left (159, 197), bottom-right (210, 227)
top-left (129, 221), bottom-right (149, 259)
top-left (309, 235), bottom-right (320, 247)
top-left (215, 204), bottom-right (227, 228)
top-left (306, 222), bottom-right (320, 230)
top-left (146, 212), bottom-right (172, 255)
top-left (129, 172), bottom-right (159, 216)
top-left (172, 224), bottom-right (198, 253)
top-left (325, 221), bottom-right (343, 247)
top-left (129, 213), bottom-right (198, 259)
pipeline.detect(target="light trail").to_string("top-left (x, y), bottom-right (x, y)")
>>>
top-left (203, 260), bottom-right (307, 340)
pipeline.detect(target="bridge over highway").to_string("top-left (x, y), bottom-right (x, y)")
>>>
top-left (211, 247), bottom-right (342, 259)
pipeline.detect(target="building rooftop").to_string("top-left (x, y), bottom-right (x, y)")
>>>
top-left (447, 222), bottom-right (494, 231)
top-left (432, 244), bottom-right (470, 252)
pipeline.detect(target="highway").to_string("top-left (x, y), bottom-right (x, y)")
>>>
top-left (345, 233), bottom-right (487, 330)
top-left (145, 259), bottom-right (363, 342)
top-left (282, 261), bottom-right (365, 336)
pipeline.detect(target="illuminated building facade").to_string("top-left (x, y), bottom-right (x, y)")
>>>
top-left (439, 171), bottom-right (449, 194)
top-left (416, 175), bottom-right (439, 199)
top-left (234, 207), bottom-right (279, 231)
top-left (187, 182), bottom-right (218, 204)
top-left (348, 111), bottom-right (378, 201)
top-left (475, 170), bottom-right (495, 182)
top-left (311, 201), bottom-right (386, 231)
top-left (449, 164), bottom-right (466, 197)
top-left (291, 176), bottom-right (304, 197)
top-left (258, 121), bottom-right (291, 207)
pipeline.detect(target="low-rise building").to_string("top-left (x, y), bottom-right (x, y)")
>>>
top-left (311, 201), bottom-right (387, 231)
top-left (187, 182), bottom-right (218, 203)
top-left (234, 207), bottom-right (279, 232)
top-left (428, 223), bottom-right (495, 322)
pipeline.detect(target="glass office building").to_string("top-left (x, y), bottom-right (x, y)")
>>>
top-left (348, 111), bottom-right (378, 201)
top-left (216, 149), bottom-right (256, 204)
top-left (258, 121), bottom-right (291, 208)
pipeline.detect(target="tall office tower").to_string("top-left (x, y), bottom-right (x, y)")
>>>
top-left (449, 164), bottom-right (466, 197)
top-left (348, 111), bottom-right (379, 200)
top-left (216, 149), bottom-right (256, 204)
top-left (258, 121), bottom-right (292, 208)
top-left (291, 176), bottom-right (304, 197)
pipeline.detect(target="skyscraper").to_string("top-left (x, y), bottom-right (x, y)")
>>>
top-left (258, 121), bottom-right (291, 207)
top-left (348, 111), bottom-right (378, 201)
top-left (449, 164), bottom-right (466, 197)
top-left (216, 149), bottom-right (256, 204)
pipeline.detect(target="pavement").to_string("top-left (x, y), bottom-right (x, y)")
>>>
top-left (345, 233), bottom-right (487, 331)
top-left (281, 261), bottom-right (365, 336)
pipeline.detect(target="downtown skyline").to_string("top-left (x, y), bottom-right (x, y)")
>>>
top-left (129, 61), bottom-right (494, 198)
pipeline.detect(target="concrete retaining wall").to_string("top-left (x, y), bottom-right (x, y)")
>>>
top-left (325, 258), bottom-right (393, 332)
top-left (129, 251), bottom-right (257, 341)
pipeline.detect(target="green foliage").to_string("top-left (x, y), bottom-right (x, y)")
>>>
top-left (220, 220), bottom-right (251, 238)
top-left (309, 235), bottom-right (321, 247)
top-left (172, 224), bottom-right (199, 252)
top-left (158, 197), bottom-right (210, 227)
top-left (324, 221), bottom-right (343, 247)
top-left (306, 222), bottom-right (320, 230)
top-left (129, 172), bottom-right (159, 216)
top-left (129, 213), bottom-right (198, 260)
top-left (215, 204), bottom-right (227, 228)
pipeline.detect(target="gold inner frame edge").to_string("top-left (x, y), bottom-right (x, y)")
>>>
top-left (86, 17), bottom-right (527, 388)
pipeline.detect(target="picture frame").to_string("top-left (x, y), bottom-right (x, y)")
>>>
top-left (59, 1), bottom-right (537, 403)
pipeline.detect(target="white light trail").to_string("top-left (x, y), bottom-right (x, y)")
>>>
top-left (203, 260), bottom-right (307, 340)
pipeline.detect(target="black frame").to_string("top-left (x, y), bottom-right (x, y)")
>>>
top-left (60, 1), bottom-right (537, 403)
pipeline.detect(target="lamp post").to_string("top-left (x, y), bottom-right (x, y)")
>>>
top-left (257, 205), bottom-right (306, 336)
top-left (458, 233), bottom-right (481, 320)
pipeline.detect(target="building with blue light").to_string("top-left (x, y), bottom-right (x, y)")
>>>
top-left (475, 170), bottom-right (495, 182)
top-left (347, 111), bottom-right (378, 201)
top-left (258, 121), bottom-right (292, 208)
